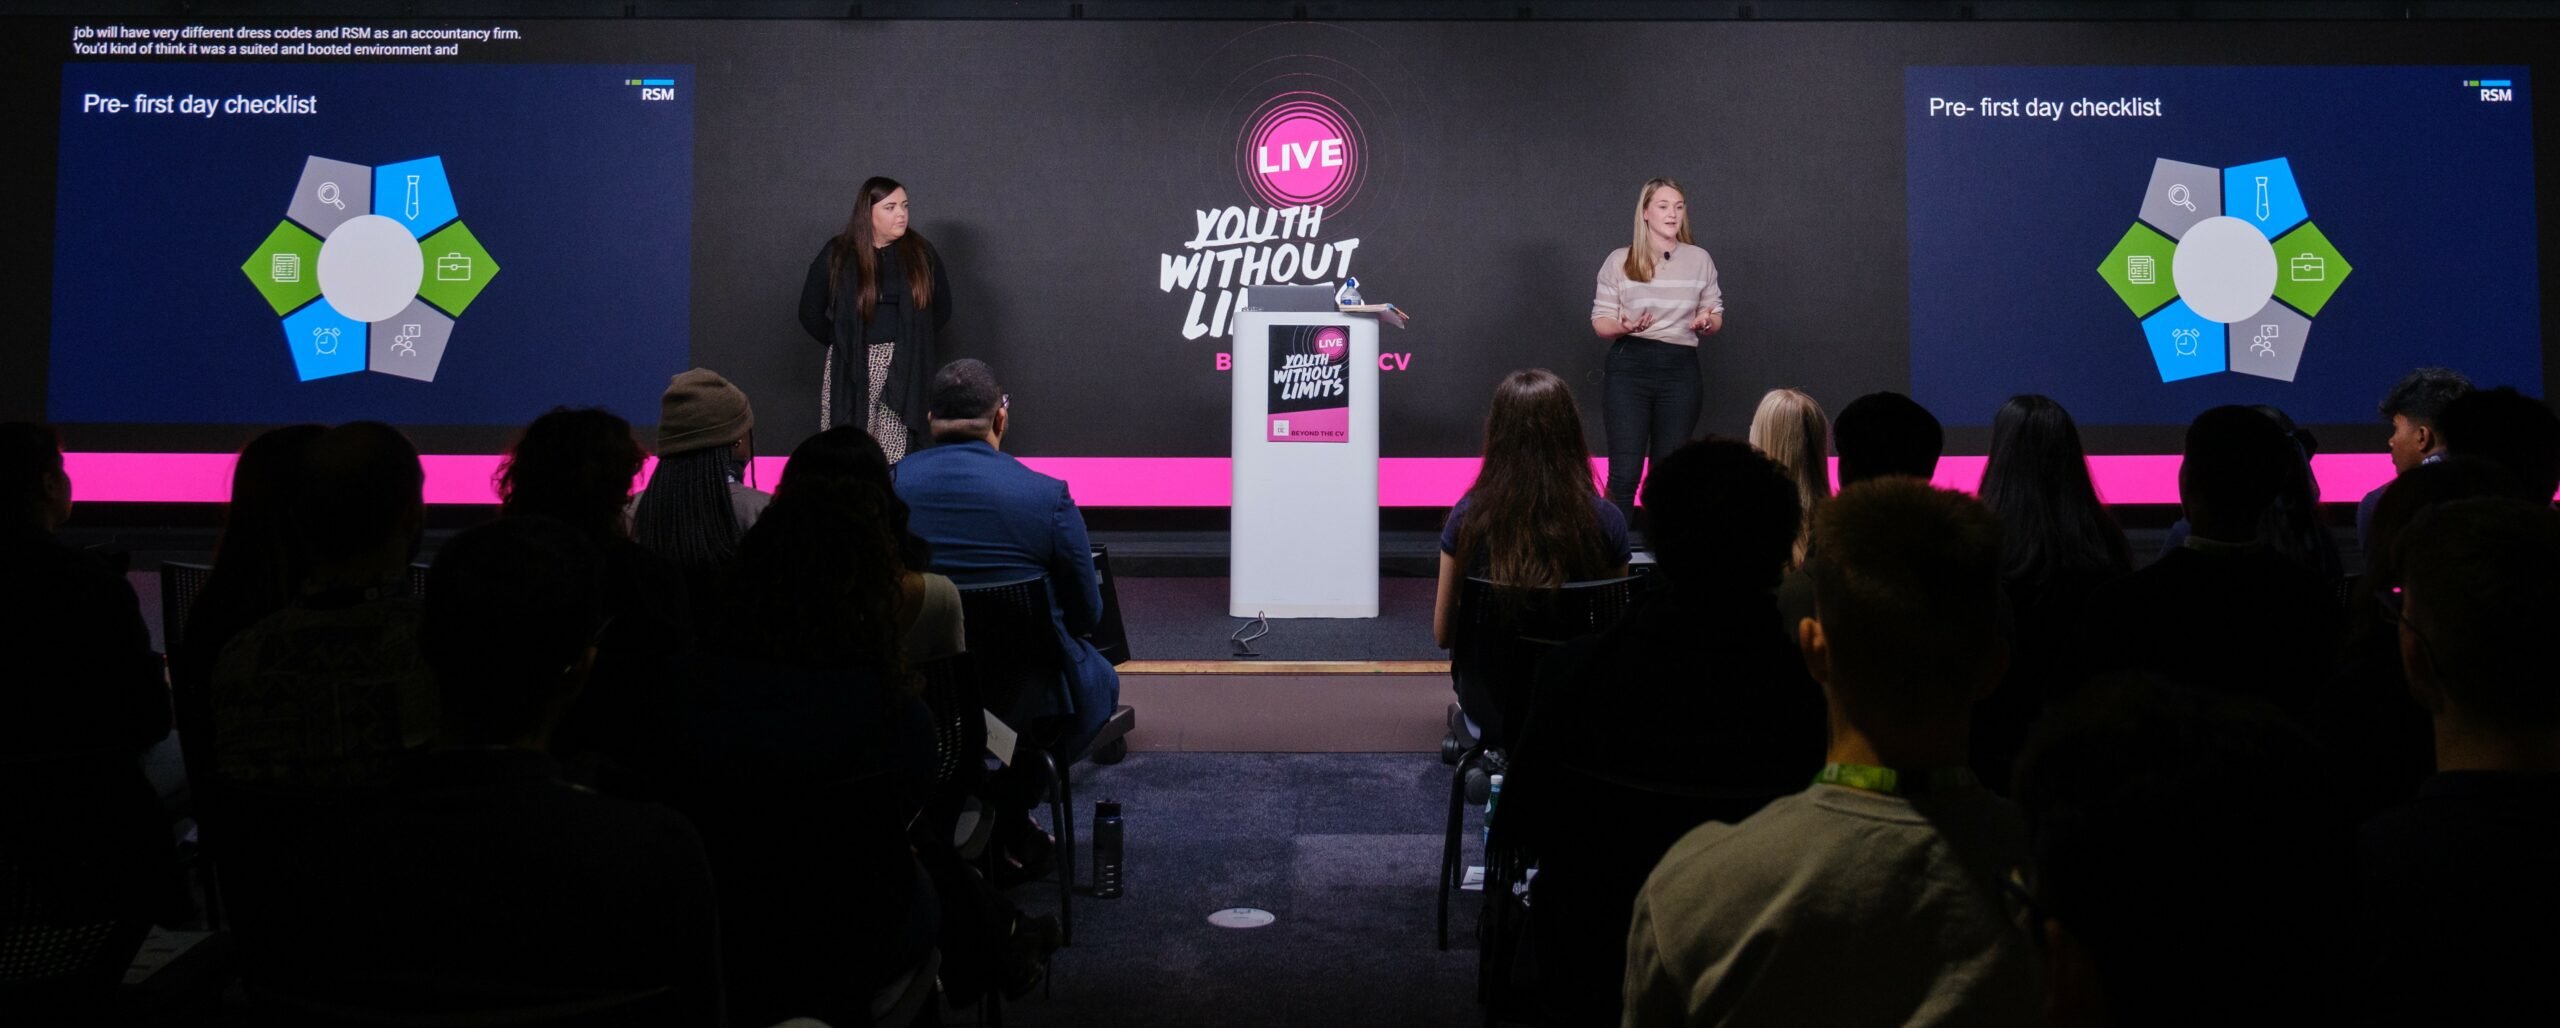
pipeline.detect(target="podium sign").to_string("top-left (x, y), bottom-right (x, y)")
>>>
top-left (1231, 308), bottom-right (1379, 618)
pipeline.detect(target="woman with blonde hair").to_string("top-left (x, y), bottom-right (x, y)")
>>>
top-left (1747, 388), bottom-right (1830, 569)
top-left (1590, 177), bottom-right (1726, 522)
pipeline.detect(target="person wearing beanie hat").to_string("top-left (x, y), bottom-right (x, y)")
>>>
top-left (633, 368), bottom-right (770, 589)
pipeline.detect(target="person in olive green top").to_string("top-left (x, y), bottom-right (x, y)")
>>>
top-left (1623, 479), bottom-right (2039, 1028)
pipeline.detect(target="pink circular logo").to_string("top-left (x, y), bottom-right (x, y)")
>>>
top-left (1313, 327), bottom-right (1348, 361)
top-left (1243, 94), bottom-right (1360, 210)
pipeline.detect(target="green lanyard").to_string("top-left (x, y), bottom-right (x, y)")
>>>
top-left (1814, 762), bottom-right (1979, 798)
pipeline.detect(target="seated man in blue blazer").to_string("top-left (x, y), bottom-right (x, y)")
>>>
top-left (896, 359), bottom-right (1119, 763)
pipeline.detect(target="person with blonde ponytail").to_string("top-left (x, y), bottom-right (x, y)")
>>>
top-left (1591, 177), bottom-right (1725, 524)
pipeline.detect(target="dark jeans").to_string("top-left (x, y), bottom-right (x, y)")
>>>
top-left (1602, 337), bottom-right (1703, 518)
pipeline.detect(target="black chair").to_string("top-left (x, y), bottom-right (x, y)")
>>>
top-left (1437, 574), bottom-right (1641, 951)
top-left (0, 850), bottom-right (155, 1021)
top-left (1475, 760), bottom-right (1786, 1026)
top-left (956, 577), bottom-right (1093, 948)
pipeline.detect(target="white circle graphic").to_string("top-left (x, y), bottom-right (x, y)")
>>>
top-left (316, 214), bottom-right (425, 323)
top-left (2171, 216), bottom-right (2279, 324)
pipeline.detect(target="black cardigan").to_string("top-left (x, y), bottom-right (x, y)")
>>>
top-left (797, 239), bottom-right (954, 442)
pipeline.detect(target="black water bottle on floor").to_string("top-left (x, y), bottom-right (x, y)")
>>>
top-left (1092, 799), bottom-right (1125, 898)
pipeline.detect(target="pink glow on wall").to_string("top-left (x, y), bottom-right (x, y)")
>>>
top-left (64, 451), bottom-right (2420, 508)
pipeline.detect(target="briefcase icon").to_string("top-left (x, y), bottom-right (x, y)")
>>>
top-left (2289, 253), bottom-right (2324, 283)
top-left (436, 253), bottom-right (473, 282)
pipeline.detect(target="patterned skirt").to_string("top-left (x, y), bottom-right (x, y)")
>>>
top-left (821, 340), bottom-right (909, 463)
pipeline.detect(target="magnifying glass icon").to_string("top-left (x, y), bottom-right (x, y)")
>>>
top-left (2167, 183), bottom-right (2196, 213)
top-left (317, 181), bottom-right (345, 210)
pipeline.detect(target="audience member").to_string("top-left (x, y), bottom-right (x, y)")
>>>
top-left (1745, 387), bottom-right (1829, 569)
top-left (1434, 369), bottom-right (1629, 747)
top-left (0, 422), bottom-right (173, 948)
top-left (2435, 384), bottom-right (2560, 504)
top-left (2014, 678), bottom-right (2351, 1027)
top-left (2359, 498), bottom-right (2560, 1024)
top-left (1624, 478), bottom-right (2036, 1027)
top-left (2155, 405), bottom-right (2343, 581)
top-left (210, 421), bottom-right (434, 788)
top-left (1506, 437), bottom-right (1819, 1026)
top-left (2256, 405), bottom-right (2345, 580)
top-left (2333, 457), bottom-right (2519, 815)
top-left (632, 368), bottom-right (769, 595)
top-left (2079, 406), bottom-right (2342, 721)
top-left (498, 407), bottom-right (694, 794)
top-left (168, 424), bottom-right (323, 795)
top-left (230, 517), bottom-right (724, 1026)
top-left (1777, 389), bottom-right (1941, 632)
top-left (1973, 394), bottom-right (2131, 789)
top-left (2356, 367), bottom-right (2471, 550)
top-left (775, 426), bottom-right (964, 665)
top-left (1832, 389), bottom-right (1944, 485)
top-left (895, 359), bottom-right (1121, 764)
top-left (681, 484), bottom-right (978, 1020)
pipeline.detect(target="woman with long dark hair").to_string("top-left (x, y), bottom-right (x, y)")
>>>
top-left (1434, 369), bottom-right (1630, 651)
top-left (1979, 394), bottom-right (2132, 590)
top-left (1590, 177), bottom-right (1724, 522)
top-left (773, 426), bottom-right (961, 665)
top-left (172, 423), bottom-right (325, 787)
top-left (1973, 393), bottom-right (2133, 789)
top-left (797, 176), bottom-right (954, 463)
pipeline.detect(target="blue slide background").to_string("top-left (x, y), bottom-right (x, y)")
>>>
top-left (1907, 66), bottom-right (2539, 428)
top-left (49, 63), bottom-right (692, 426)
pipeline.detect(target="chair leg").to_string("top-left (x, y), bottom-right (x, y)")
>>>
top-left (1439, 746), bottom-right (1479, 951)
top-left (1054, 754), bottom-right (1075, 948)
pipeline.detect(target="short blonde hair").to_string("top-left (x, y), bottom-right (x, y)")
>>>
top-left (1622, 177), bottom-right (1694, 284)
top-left (1749, 388), bottom-right (1832, 568)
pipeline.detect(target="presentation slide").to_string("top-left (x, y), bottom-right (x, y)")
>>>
top-left (1907, 66), bottom-right (2540, 427)
top-left (48, 61), bottom-right (692, 427)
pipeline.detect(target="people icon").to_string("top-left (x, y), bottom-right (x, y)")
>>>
top-left (392, 323), bottom-right (422, 357)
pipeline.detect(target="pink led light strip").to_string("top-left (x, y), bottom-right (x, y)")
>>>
top-left (61, 452), bottom-right (2405, 507)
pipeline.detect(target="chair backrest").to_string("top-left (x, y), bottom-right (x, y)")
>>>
top-left (0, 852), bottom-right (153, 1004)
top-left (911, 655), bottom-right (983, 788)
top-left (956, 576), bottom-right (1064, 718)
top-left (1452, 575), bottom-right (1643, 749)
top-left (160, 560), bottom-right (215, 653)
top-left (1088, 544), bottom-right (1131, 665)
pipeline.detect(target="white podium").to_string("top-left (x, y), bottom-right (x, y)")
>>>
top-left (1230, 304), bottom-right (1380, 619)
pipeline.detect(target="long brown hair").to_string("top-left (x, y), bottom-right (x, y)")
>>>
top-left (1455, 370), bottom-right (1613, 589)
top-left (1622, 177), bottom-right (1694, 284)
top-left (827, 176), bottom-right (935, 324)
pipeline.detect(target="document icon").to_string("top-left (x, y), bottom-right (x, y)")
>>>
top-left (436, 253), bottom-right (473, 282)
top-left (2289, 253), bottom-right (2325, 282)
top-left (270, 253), bottom-right (300, 283)
top-left (2126, 255), bottom-right (2155, 285)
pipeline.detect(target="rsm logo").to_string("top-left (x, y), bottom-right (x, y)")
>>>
top-left (2464, 79), bottom-right (2514, 102)
top-left (625, 78), bottom-right (677, 101)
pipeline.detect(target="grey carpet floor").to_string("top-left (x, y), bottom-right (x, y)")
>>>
top-left (1116, 577), bottom-right (1447, 662)
top-left (996, 752), bottom-right (1487, 1027)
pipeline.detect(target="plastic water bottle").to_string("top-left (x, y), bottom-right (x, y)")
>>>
top-left (1482, 774), bottom-right (1504, 848)
top-left (1092, 800), bottom-right (1125, 899)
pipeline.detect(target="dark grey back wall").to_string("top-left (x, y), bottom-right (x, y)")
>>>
top-left (6, 16), bottom-right (2555, 460)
